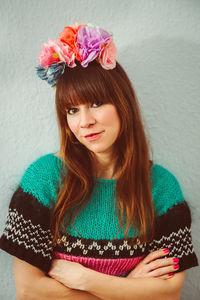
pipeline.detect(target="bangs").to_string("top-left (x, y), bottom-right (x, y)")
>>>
top-left (56, 61), bottom-right (116, 114)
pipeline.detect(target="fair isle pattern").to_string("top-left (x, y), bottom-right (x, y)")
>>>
top-left (0, 186), bottom-right (54, 272)
top-left (55, 235), bottom-right (147, 258)
top-left (54, 226), bottom-right (194, 260)
top-left (54, 252), bottom-right (144, 276)
top-left (2, 208), bottom-right (53, 259)
top-left (148, 227), bottom-right (194, 258)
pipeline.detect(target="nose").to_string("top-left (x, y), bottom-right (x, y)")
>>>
top-left (80, 107), bottom-right (96, 128)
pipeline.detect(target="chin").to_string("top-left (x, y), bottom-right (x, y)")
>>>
top-left (90, 148), bottom-right (107, 154)
top-left (90, 146), bottom-right (113, 155)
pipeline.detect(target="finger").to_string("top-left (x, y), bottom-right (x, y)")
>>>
top-left (146, 257), bottom-right (180, 271)
top-left (158, 272), bottom-right (174, 280)
top-left (143, 249), bottom-right (170, 264)
top-left (147, 264), bottom-right (180, 277)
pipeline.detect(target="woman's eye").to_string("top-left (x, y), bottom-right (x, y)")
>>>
top-left (92, 101), bottom-right (103, 108)
top-left (67, 108), bottom-right (78, 115)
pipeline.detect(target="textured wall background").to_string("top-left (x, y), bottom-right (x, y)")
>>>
top-left (0, 0), bottom-right (199, 299)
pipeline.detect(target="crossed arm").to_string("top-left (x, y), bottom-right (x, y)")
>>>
top-left (14, 257), bottom-right (100, 300)
top-left (14, 249), bottom-right (185, 300)
top-left (73, 268), bottom-right (185, 300)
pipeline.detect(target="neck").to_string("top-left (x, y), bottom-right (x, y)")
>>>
top-left (93, 153), bottom-right (118, 180)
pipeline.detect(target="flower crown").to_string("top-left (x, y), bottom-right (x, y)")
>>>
top-left (36, 23), bottom-right (117, 87)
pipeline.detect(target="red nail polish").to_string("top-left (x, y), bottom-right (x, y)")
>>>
top-left (168, 272), bottom-right (174, 276)
top-left (174, 264), bottom-right (179, 269)
top-left (163, 249), bottom-right (169, 253)
top-left (173, 258), bottom-right (179, 263)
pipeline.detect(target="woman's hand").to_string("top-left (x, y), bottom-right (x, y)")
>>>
top-left (127, 249), bottom-right (180, 279)
top-left (48, 259), bottom-right (87, 290)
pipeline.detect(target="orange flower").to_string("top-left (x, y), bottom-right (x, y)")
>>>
top-left (59, 23), bottom-right (85, 61)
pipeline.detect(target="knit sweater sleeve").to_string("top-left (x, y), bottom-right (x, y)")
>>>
top-left (148, 164), bottom-right (198, 272)
top-left (0, 154), bottom-right (60, 273)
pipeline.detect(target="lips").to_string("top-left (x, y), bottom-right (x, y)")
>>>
top-left (85, 131), bottom-right (103, 138)
top-left (84, 131), bottom-right (104, 141)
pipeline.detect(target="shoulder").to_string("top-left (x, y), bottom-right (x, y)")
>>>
top-left (150, 164), bottom-right (185, 216)
top-left (20, 153), bottom-right (61, 184)
top-left (19, 153), bottom-right (65, 207)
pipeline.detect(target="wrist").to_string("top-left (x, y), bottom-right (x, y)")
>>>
top-left (80, 266), bottom-right (106, 292)
top-left (78, 265), bottom-right (92, 291)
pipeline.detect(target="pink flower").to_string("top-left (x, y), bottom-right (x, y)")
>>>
top-left (98, 38), bottom-right (117, 70)
top-left (38, 39), bottom-right (76, 68)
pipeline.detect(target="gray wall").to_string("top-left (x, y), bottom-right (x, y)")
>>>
top-left (0, 0), bottom-right (199, 299)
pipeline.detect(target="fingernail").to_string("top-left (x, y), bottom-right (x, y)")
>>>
top-left (173, 258), bottom-right (179, 263)
top-left (163, 249), bottom-right (170, 253)
top-left (168, 272), bottom-right (174, 276)
top-left (174, 264), bottom-right (179, 269)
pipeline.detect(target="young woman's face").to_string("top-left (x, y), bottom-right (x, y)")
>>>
top-left (66, 101), bottom-right (121, 158)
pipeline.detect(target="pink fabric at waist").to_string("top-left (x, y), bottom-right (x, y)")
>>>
top-left (54, 252), bottom-right (144, 276)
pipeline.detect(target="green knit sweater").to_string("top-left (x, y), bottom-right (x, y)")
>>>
top-left (20, 153), bottom-right (183, 239)
top-left (0, 153), bottom-right (198, 276)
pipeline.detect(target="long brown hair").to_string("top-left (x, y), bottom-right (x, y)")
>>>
top-left (52, 60), bottom-right (154, 244)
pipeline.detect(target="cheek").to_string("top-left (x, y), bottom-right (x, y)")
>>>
top-left (102, 108), bottom-right (120, 128)
top-left (67, 118), bottom-right (78, 135)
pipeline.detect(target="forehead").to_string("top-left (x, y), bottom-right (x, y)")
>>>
top-left (57, 65), bottom-right (116, 113)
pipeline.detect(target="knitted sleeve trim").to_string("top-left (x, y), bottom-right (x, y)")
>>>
top-left (148, 201), bottom-right (198, 272)
top-left (150, 164), bottom-right (198, 271)
top-left (0, 186), bottom-right (53, 273)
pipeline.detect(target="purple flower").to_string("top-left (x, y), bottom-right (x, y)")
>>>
top-left (77, 25), bottom-right (112, 67)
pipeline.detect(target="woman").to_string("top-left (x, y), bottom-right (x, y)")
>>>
top-left (0, 23), bottom-right (198, 300)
